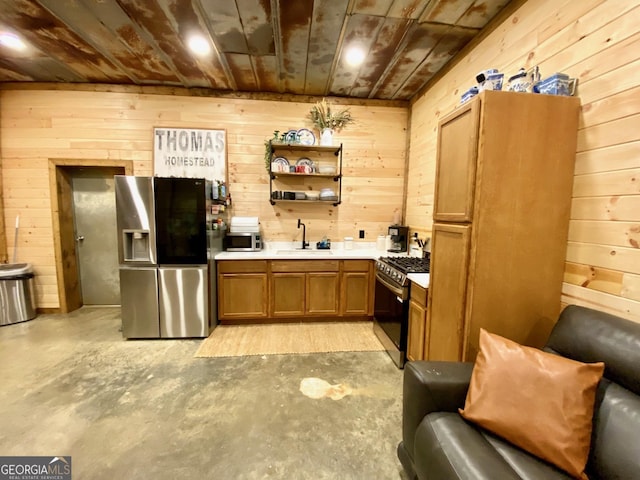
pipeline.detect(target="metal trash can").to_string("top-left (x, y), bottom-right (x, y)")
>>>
top-left (0, 263), bottom-right (36, 326)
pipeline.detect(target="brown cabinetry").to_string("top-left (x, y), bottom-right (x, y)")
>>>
top-left (427, 224), bottom-right (471, 361)
top-left (341, 260), bottom-right (373, 316)
top-left (427, 90), bottom-right (580, 361)
top-left (307, 272), bottom-right (340, 314)
top-left (271, 273), bottom-right (306, 316)
top-left (270, 260), bottom-right (340, 318)
top-left (407, 282), bottom-right (428, 362)
top-left (217, 261), bottom-right (268, 320)
top-left (217, 258), bottom-right (373, 322)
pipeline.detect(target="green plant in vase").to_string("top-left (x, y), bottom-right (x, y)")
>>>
top-left (308, 99), bottom-right (354, 145)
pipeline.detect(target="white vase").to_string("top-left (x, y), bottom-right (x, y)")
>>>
top-left (320, 128), bottom-right (334, 146)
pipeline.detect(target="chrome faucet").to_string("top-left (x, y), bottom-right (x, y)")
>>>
top-left (297, 219), bottom-right (309, 250)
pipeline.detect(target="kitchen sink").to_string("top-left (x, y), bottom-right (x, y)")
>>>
top-left (276, 250), bottom-right (333, 255)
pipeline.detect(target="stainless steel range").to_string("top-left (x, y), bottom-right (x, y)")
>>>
top-left (373, 255), bottom-right (430, 368)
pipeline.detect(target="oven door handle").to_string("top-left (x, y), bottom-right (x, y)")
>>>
top-left (375, 272), bottom-right (408, 300)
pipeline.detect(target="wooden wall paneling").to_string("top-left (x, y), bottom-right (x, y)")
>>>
top-left (406, 0), bottom-right (640, 322)
top-left (521, 2), bottom-right (638, 82)
top-left (574, 142), bottom-right (640, 175)
top-left (579, 85), bottom-right (640, 130)
top-left (570, 196), bottom-right (640, 222)
top-left (577, 112), bottom-right (640, 152)
top-left (566, 242), bottom-right (640, 275)
top-left (569, 219), bottom-right (640, 249)
top-left (562, 282), bottom-right (640, 322)
top-left (1, 90), bottom-right (408, 308)
top-left (564, 261), bottom-right (630, 298)
top-left (573, 168), bottom-right (640, 197)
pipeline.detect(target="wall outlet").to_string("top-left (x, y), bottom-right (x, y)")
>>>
top-left (359, 230), bottom-right (365, 239)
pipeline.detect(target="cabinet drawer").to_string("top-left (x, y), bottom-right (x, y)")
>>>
top-left (217, 260), bottom-right (267, 274)
top-left (342, 260), bottom-right (371, 272)
top-left (271, 260), bottom-right (339, 272)
top-left (411, 283), bottom-right (427, 307)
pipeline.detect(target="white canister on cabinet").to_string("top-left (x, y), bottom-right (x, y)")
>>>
top-left (344, 237), bottom-right (353, 250)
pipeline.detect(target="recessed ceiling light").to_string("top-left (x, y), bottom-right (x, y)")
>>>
top-left (344, 45), bottom-right (366, 67)
top-left (188, 34), bottom-right (210, 56)
top-left (0, 32), bottom-right (26, 50)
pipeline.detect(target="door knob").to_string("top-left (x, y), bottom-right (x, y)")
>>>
top-left (76, 235), bottom-right (85, 242)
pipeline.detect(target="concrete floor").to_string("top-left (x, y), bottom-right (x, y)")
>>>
top-left (0, 307), bottom-right (409, 479)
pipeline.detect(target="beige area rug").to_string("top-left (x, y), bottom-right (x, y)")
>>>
top-left (195, 321), bottom-right (384, 358)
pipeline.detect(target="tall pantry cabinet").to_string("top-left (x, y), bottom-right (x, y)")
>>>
top-left (426, 90), bottom-right (580, 362)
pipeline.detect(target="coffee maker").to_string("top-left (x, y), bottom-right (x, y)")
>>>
top-left (387, 225), bottom-right (409, 253)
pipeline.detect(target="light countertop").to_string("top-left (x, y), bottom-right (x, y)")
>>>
top-left (213, 242), bottom-right (430, 287)
top-left (214, 241), bottom-right (403, 261)
top-left (214, 241), bottom-right (429, 287)
top-left (215, 248), bottom-right (385, 261)
top-left (408, 273), bottom-right (430, 289)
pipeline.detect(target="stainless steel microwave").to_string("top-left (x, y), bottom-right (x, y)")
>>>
top-left (223, 232), bottom-right (262, 251)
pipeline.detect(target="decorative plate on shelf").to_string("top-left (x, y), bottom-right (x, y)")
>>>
top-left (296, 157), bottom-right (314, 168)
top-left (296, 128), bottom-right (315, 145)
top-left (271, 156), bottom-right (290, 171)
top-left (284, 130), bottom-right (298, 143)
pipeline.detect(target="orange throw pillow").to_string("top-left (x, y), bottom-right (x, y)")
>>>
top-left (459, 329), bottom-right (604, 479)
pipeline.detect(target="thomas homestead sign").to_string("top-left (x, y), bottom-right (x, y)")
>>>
top-left (153, 128), bottom-right (226, 181)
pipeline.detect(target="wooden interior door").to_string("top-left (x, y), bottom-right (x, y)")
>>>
top-left (433, 99), bottom-right (480, 223)
top-left (426, 223), bottom-right (472, 361)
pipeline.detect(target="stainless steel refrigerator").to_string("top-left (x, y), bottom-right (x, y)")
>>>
top-left (115, 175), bottom-right (209, 339)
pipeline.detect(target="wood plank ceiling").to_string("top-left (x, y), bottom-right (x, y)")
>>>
top-left (0, 0), bottom-right (511, 101)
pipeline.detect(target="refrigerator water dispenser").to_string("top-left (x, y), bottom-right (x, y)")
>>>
top-left (123, 230), bottom-right (150, 262)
